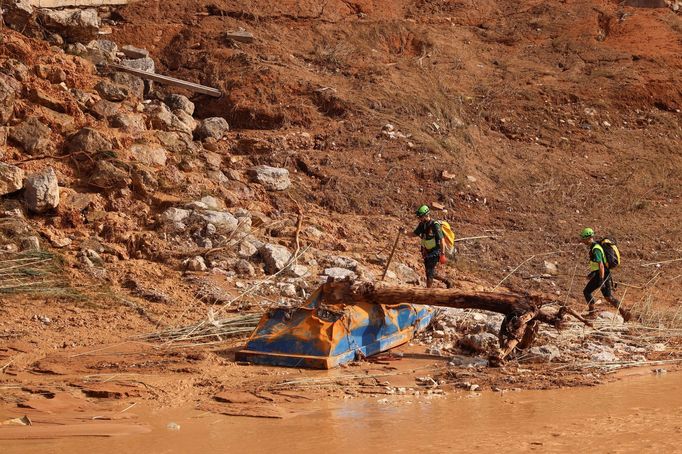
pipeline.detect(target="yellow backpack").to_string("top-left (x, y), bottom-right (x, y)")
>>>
top-left (437, 221), bottom-right (455, 253)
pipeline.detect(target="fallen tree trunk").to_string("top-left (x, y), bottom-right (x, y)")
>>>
top-left (319, 280), bottom-right (590, 365)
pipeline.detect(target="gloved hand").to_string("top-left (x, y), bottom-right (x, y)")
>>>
top-left (439, 254), bottom-right (447, 265)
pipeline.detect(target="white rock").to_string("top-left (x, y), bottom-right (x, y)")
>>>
top-left (23, 167), bottom-right (59, 213)
top-left (287, 264), bottom-right (310, 278)
top-left (248, 165), bottom-right (291, 191)
top-left (260, 243), bottom-right (292, 274)
top-left (323, 267), bottom-right (357, 281)
top-left (0, 163), bottom-right (25, 196)
top-left (238, 241), bottom-right (258, 259)
top-left (591, 351), bottom-right (618, 363)
top-left (184, 256), bottom-right (207, 272)
top-left (161, 207), bottom-right (191, 223)
top-left (527, 345), bottom-right (561, 363)
top-left (198, 211), bottom-right (238, 231)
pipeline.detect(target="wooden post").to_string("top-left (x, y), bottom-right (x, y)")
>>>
top-left (381, 230), bottom-right (401, 281)
top-left (107, 64), bottom-right (222, 98)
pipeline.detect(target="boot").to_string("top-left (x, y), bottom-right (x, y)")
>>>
top-left (618, 306), bottom-right (632, 322)
top-left (586, 303), bottom-right (597, 317)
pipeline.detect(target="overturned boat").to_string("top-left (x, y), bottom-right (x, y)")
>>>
top-left (235, 284), bottom-right (434, 369)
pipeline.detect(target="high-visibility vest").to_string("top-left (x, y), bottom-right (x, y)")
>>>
top-left (590, 243), bottom-right (605, 271)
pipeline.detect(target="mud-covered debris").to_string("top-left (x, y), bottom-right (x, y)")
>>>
top-left (23, 167), bottom-right (59, 213)
top-left (0, 163), bottom-right (25, 196)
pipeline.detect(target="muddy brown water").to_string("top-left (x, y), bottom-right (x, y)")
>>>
top-left (1, 372), bottom-right (681, 453)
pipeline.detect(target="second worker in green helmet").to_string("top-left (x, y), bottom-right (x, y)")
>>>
top-left (401, 205), bottom-right (452, 288)
top-left (580, 227), bottom-right (631, 321)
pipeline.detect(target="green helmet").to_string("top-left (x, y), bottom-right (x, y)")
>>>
top-left (580, 227), bottom-right (595, 239)
top-left (416, 205), bottom-right (430, 217)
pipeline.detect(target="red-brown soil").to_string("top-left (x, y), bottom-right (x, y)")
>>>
top-left (1, 0), bottom-right (681, 436)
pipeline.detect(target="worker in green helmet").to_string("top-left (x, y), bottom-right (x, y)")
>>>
top-left (580, 227), bottom-right (631, 321)
top-left (401, 205), bottom-right (452, 288)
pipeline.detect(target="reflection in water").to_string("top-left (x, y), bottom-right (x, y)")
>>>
top-left (2, 373), bottom-right (681, 453)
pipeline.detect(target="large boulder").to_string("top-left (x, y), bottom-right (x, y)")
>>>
top-left (195, 117), bottom-right (229, 141)
top-left (23, 167), bottom-right (59, 213)
top-left (248, 165), bottom-right (291, 191)
top-left (38, 8), bottom-right (100, 43)
top-left (0, 75), bottom-right (16, 125)
top-left (259, 243), bottom-right (292, 274)
top-left (66, 127), bottom-right (112, 154)
top-left (0, 163), bottom-right (25, 196)
top-left (9, 117), bottom-right (52, 155)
